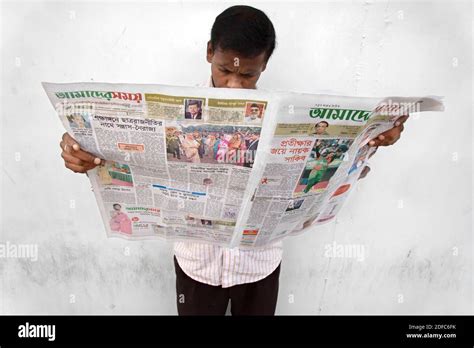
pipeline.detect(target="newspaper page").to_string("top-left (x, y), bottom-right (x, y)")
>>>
top-left (232, 94), bottom-right (444, 248)
top-left (42, 82), bottom-right (444, 248)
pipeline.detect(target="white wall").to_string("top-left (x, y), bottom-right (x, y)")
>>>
top-left (0, 0), bottom-right (472, 314)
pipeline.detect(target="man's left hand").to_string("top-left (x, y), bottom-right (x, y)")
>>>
top-left (368, 115), bottom-right (409, 147)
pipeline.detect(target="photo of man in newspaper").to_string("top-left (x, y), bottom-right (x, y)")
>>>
top-left (165, 125), bottom-right (261, 166)
top-left (312, 121), bottom-right (329, 135)
top-left (294, 139), bottom-right (353, 194)
top-left (184, 99), bottom-right (203, 120)
top-left (244, 102), bottom-right (265, 123)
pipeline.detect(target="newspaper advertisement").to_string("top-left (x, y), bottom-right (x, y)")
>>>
top-left (42, 82), bottom-right (444, 248)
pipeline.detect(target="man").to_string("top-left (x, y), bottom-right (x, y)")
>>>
top-left (313, 121), bottom-right (329, 135)
top-left (59, 5), bottom-right (408, 315)
top-left (181, 133), bottom-right (201, 163)
top-left (245, 103), bottom-right (261, 123)
top-left (334, 144), bottom-right (349, 161)
top-left (167, 131), bottom-right (181, 159)
top-left (184, 100), bottom-right (202, 119)
top-left (303, 150), bottom-right (328, 193)
top-left (244, 132), bottom-right (259, 168)
top-left (193, 131), bottom-right (205, 158)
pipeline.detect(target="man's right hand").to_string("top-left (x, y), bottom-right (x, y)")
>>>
top-left (60, 132), bottom-right (102, 173)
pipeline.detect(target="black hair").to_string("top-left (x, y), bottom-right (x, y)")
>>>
top-left (113, 203), bottom-right (121, 210)
top-left (211, 5), bottom-right (276, 61)
top-left (316, 121), bottom-right (329, 127)
top-left (250, 103), bottom-right (259, 108)
top-left (188, 100), bottom-right (200, 107)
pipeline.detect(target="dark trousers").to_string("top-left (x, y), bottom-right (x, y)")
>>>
top-left (174, 256), bottom-right (280, 315)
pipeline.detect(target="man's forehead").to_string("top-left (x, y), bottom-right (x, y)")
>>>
top-left (214, 49), bottom-right (265, 70)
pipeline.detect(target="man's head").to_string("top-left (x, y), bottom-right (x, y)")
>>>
top-left (207, 5), bottom-right (276, 89)
top-left (72, 114), bottom-right (86, 128)
top-left (250, 132), bottom-right (259, 141)
top-left (187, 100), bottom-right (200, 115)
top-left (315, 121), bottom-right (329, 135)
top-left (249, 103), bottom-right (260, 119)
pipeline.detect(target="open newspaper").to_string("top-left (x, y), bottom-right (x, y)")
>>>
top-left (43, 82), bottom-right (444, 249)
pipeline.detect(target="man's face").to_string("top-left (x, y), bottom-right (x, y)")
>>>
top-left (188, 104), bottom-right (199, 115)
top-left (315, 122), bottom-right (328, 134)
top-left (250, 106), bottom-right (259, 118)
top-left (207, 42), bottom-right (267, 89)
top-left (73, 114), bottom-right (85, 127)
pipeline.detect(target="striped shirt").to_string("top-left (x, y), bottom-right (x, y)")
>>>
top-left (173, 241), bottom-right (283, 288)
top-left (173, 76), bottom-right (283, 288)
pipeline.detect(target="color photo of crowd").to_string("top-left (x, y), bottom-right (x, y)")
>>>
top-left (165, 125), bottom-right (261, 167)
top-left (294, 138), bottom-right (353, 194)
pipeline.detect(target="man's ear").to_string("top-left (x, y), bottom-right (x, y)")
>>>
top-left (206, 41), bottom-right (213, 63)
top-left (261, 61), bottom-right (267, 72)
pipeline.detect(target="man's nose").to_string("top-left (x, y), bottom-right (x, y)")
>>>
top-left (226, 75), bottom-right (244, 89)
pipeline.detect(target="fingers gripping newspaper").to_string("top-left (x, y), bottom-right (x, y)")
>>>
top-left (43, 82), bottom-right (444, 249)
